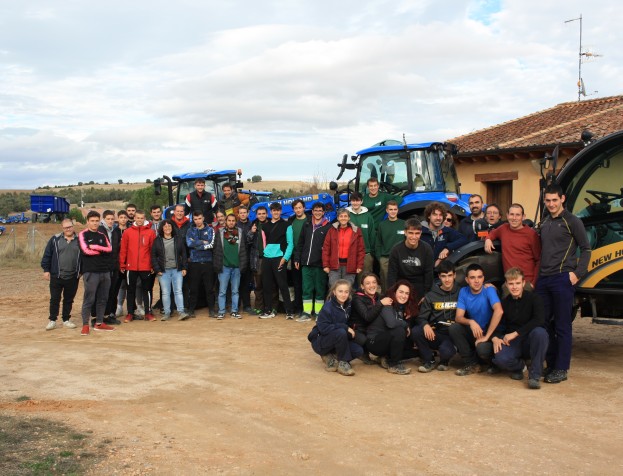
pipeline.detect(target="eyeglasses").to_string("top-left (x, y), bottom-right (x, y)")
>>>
top-left (62, 226), bottom-right (74, 230)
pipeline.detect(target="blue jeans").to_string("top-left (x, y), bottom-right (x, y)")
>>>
top-left (218, 267), bottom-right (240, 313)
top-left (159, 269), bottom-right (185, 314)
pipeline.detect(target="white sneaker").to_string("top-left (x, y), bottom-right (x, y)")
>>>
top-left (136, 306), bottom-right (145, 317)
top-left (63, 320), bottom-right (77, 329)
top-left (45, 320), bottom-right (57, 331)
top-left (115, 305), bottom-right (124, 317)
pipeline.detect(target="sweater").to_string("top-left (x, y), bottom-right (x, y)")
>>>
top-left (488, 223), bottom-right (541, 284)
top-left (151, 235), bottom-right (188, 273)
top-left (346, 206), bottom-right (376, 253)
top-left (41, 233), bottom-right (80, 278)
top-left (496, 290), bottom-right (545, 337)
top-left (212, 226), bottom-right (249, 273)
top-left (362, 192), bottom-right (402, 222)
top-left (538, 209), bottom-right (591, 278)
top-left (375, 219), bottom-right (405, 258)
top-left (386, 241), bottom-right (434, 299)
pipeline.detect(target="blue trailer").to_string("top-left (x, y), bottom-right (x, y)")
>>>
top-left (30, 195), bottom-right (71, 223)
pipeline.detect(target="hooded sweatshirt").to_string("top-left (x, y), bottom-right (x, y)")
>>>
top-left (415, 282), bottom-right (460, 333)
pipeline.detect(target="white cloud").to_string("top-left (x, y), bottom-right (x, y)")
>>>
top-left (0, 0), bottom-right (621, 188)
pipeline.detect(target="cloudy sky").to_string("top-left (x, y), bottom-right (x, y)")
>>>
top-left (1, 0), bottom-right (621, 189)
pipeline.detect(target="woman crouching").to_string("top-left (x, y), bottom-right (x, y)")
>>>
top-left (308, 279), bottom-right (363, 376)
top-left (366, 280), bottom-right (419, 375)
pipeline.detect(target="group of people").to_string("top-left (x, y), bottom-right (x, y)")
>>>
top-left (41, 177), bottom-right (590, 387)
top-left (308, 181), bottom-right (590, 388)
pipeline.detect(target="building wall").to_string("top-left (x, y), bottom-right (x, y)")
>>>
top-left (456, 160), bottom-right (543, 221)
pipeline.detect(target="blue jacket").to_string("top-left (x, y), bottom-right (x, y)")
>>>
top-left (421, 225), bottom-right (468, 258)
top-left (41, 233), bottom-right (81, 278)
top-left (186, 225), bottom-right (215, 263)
top-left (316, 296), bottom-right (351, 336)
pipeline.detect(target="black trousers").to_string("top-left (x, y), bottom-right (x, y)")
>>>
top-left (187, 261), bottom-right (215, 312)
top-left (262, 257), bottom-right (292, 314)
top-left (127, 270), bottom-right (154, 315)
top-left (290, 264), bottom-right (303, 314)
top-left (49, 275), bottom-right (79, 321)
top-left (366, 327), bottom-right (407, 366)
top-left (449, 323), bottom-right (493, 366)
top-left (239, 267), bottom-right (253, 309)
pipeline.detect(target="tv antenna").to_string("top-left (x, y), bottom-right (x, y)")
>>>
top-left (565, 14), bottom-right (602, 101)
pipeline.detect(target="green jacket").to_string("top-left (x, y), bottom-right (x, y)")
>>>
top-left (346, 206), bottom-right (376, 254)
top-left (375, 218), bottom-right (405, 258)
top-left (362, 192), bottom-right (403, 222)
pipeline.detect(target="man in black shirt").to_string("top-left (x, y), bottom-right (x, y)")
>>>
top-left (492, 267), bottom-right (548, 389)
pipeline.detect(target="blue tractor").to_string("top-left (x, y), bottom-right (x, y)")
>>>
top-left (154, 170), bottom-right (336, 221)
top-left (330, 139), bottom-right (471, 220)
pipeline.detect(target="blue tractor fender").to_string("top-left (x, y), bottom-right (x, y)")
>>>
top-left (397, 191), bottom-right (470, 219)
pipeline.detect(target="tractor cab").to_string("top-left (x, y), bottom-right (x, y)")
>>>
top-left (154, 170), bottom-right (242, 219)
top-left (332, 140), bottom-right (469, 219)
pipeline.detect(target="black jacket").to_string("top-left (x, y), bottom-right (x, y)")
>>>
top-left (41, 233), bottom-right (81, 278)
top-left (98, 224), bottom-right (122, 271)
top-left (151, 235), bottom-right (188, 273)
top-left (293, 217), bottom-right (331, 267)
top-left (349, 291), bottom-right (384, 333)
top-left (212, 226), bottom-right (249, 273)
top-left (366, 305), bottom-right (409, 341)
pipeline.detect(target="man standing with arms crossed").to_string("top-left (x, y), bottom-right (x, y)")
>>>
top-left (536, 184), bottom-right (590, 384)
top-left (79, 211), bottom-right (115, 335)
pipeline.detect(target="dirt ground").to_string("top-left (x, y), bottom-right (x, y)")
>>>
top-left (1, 227), bottom-right (623, 474)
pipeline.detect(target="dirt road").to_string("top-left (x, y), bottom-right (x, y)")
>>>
top-left (1, 266), bottom-right (622, 475)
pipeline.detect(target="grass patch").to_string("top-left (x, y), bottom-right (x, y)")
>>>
top-left (15, 395), bottom-right (31, 402)
top-left (0, 414), bottom-right (104, 475)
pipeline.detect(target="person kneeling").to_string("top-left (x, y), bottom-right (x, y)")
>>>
top-left (491, 267), bottom-right (549, 389)
top-left (308, 280), bottom-right (363, 376)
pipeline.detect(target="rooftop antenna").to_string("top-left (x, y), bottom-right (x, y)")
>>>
top-left (565, 15), bottom-right (602, 101)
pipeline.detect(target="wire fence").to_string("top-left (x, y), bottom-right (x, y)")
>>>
top-left (0, 225), bottom-right (49, 260)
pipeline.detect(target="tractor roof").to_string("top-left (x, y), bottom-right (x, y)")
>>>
top-left (172, 170), bottom-right (237, 181)
top-left (357, 141), bottom-right (441, 155)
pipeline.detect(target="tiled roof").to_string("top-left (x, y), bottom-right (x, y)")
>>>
top-left (450, 95), bottom-right (623, 154)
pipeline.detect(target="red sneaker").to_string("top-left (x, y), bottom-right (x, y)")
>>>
top-left (144, 313), bottom-right (156, 321)
top-left (124, 314), bottom-right (133, 323)
top-left (81, 325), bottom-right (90, 336)
top-left (94, 323), bottom-right (115, 332)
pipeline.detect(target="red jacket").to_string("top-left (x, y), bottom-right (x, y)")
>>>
top-left (322, 223), bottom-right (365, 274)
top-left (119, 222), bottom-right (156, 271)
